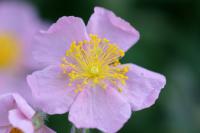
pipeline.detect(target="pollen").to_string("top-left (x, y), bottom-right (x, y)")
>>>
top-left (61, 34), bottom-right (129, 92)
top-left (0, 33), bottom-right (21, 69)
top-left (10, 128), bottom-right (23, 133)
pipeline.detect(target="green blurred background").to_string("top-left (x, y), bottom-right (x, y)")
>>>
top-left (25, 0), bottom-right (200, 132)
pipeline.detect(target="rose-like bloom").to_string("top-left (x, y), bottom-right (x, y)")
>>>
top-left (0, 1), bottom-right (47, 75)
top-left (27, 7), bottom-right (166, 133)
top-left (0, 93), bottom-right (55, 133)
top-left (0, 1), bottom-right (47, 106)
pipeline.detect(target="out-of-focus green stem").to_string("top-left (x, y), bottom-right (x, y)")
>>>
top-left (70, 125), bottom-right (90, 133)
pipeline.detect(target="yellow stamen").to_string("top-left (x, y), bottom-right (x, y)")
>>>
top-left (0, 33), bottom-right (21, 69)
top-left (61, 34), bottom-right (129, 92)
top-left (118, 88), bottom-right (123, 93)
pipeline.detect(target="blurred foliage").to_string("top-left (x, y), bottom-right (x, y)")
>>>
top-left (23, 0), bottom-right (200, 132)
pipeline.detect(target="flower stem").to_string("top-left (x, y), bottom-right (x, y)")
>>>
top-left (70, 125), bottom-right (90, 133)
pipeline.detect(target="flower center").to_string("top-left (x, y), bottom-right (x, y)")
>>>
top-left (10, 128), bottom-right (23, 133)
top-left (61, 34), bottom-right (129, 93)
top-left (0, 33), bottom-right (21, 69)
top-left (90, 66), bottom-right (99, 75)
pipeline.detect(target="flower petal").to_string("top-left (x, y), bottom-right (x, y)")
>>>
top-left (0, 126), bottom-right (11, 133)
top-left (0, 94), bottom-right (14, 126)
top-left (122, 64), bottom-right (166, 111)
top-left (32, 16), bottom-right (89, 66)
top-left (8, 109), bottom-right (34, 133)
top-left (27, 65), bottom-right (77, 114)
top-left (87, 7), bottom-right (140, 51)
top-left (0, 93), bottom-right (35, 127)
top-left (13, 94), bottom-right (35, 119)
top-left (69, 86), bottom-right (131, 133)
top-left (0, 77), bottom-right (36, 111)
top-left (0, 1), bottom-right (42, 36)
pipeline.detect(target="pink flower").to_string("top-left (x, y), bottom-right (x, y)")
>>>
top-left (27, 7), bottom-right (166, 133)
top-left (0, 1), bottom-right (47, 75)
top-left (0, 1), bottom-right (47, 107)
top-left (0, 93), bottom-right (55, 133)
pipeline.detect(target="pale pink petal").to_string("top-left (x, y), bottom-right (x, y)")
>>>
top-left (8, 109), bottom-right (34, 133)
top-left (27, 65), bottom-right (77, 114)
top-left (87, 7), bottom-right (140, 51)
top-left (0, 1), bottom-right (41, 35)
top-left (13, 94), bottom-right (35, 119)
top-left (122, 64), bottom-right (166, 111)
top-left (0, 77), bottom-right (36, 109)
top-left (33, 16), bottom-right (89, 66)
top-left (69, 86), bottom-right (131, 133)
top-left (0, 126), bottom-right (11, 133)
top-left (0, 93), bottom-right (35, 126)
top-left (36, 126), bottom-right (56, 133)
top-left (0, 94), bottom-right (14, 126)
top-left (12, 79), bottom-right (36, 107)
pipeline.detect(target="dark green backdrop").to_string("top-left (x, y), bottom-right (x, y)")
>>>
top-left (26, 0), bottom-right (200, 132)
